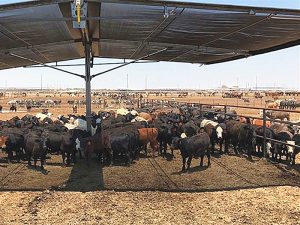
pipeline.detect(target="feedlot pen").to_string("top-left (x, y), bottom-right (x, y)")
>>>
top-left (0, 151), bottom-right (299, 192)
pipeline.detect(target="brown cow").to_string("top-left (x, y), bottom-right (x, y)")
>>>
top-left (138, 112), bottom-right (155, 123)
top-left (238, 117), bottom-right (252, 124)
top-left (83, 131), bottom-right (111, 164)
top-left (138, 128), bottom-right (159, 156)
top-left (0, 136), bottom-right (8, 149)
top-left (266, 102), bottom-right (278, 108)
top-left (252, 119), bottom-right (271, 128)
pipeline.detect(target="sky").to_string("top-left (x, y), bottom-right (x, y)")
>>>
top-left (0, 0), bottom-right (299, 90)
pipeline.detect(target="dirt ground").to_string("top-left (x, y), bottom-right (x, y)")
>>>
top-left (1, 92), bottom-right (300, 224)
top-left (0, 150), bottom-right (300, 224)
top-left (0, 151), bottom-right (299, 192)
top-left (0, 186), bottom-right (299, 225)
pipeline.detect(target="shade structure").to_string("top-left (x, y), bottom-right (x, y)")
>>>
top-left (0, 0), bottom-right (299, 70)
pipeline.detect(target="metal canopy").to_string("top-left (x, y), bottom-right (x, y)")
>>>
top-left (0, 0), bottom-right (299, 70)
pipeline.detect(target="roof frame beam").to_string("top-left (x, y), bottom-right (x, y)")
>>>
top-left (130, 7), bottom-right (184, 59)
top-left (7, 52), bottom-right (85, 78)
top-left (91, 47), bottom-right (167, 78)
top-left (24, 60), bottom-right (157, 67)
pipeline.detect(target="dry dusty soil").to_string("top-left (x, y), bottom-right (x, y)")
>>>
top-left (0, 150), bottom-right (299, 225)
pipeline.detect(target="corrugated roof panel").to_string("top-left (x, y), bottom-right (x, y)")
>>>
top-left (0, 0), bottom-right (298, 70)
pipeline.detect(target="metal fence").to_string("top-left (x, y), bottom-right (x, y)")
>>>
top-left (198, 103), bottom-right (300, 158)
top-left (141, 98), bottom-right (300, 158)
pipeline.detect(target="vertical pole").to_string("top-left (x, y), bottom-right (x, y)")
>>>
top-left (40, 74), bottom-right (43, 91)
top-left (224, 105), bottom-right (227, 120)
top-left (199, 104), bottom-right (203, 118)
top-left (85, 42), bottom-right (92, 134)
top-left (263, 108), bottom-right (267, 158)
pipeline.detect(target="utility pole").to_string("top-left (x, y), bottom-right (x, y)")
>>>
top-left (256, 75), bottom-right (258, 90)
top-left (145, 74), bottom-right (148, 90)
top-left (40, 74), bottom-right (43, 91)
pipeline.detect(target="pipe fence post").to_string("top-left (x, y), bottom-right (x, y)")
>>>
top-left (199, 104), bottom-right (203, 118)
top-left (224, 105), bottom-right (227, 120)
top-left (263, 108), bottom-right (267, 158)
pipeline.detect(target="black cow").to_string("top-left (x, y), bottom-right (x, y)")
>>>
top-left (156, 122), bottom-right (179, 156)
top-left (181, 121), bottom-right (199, 137)
top-left (44, 131), bottom-right (76, 166)
top-left (69, 129), bottom-right (90, 159)
top-left (25, 133), bottom-right (47, 170)
top-left (273, 131), bottom-right (293, 162)
top-left (255, 127), bottom-right (275, 157)
top-left (203, 122), bottom-right (226, 154)
top-left (2, 132), bottom-right (25, 163)
top-left (171, 131), bottom-right (210, 172)
top-left (287, 134), bottom-right (300, 165)
top-left (110, 132), bottom-right (132, 165)
top-left (225, 120), bottom-right (256, 157)
top-left (9, 105), bottom-right (17, 112)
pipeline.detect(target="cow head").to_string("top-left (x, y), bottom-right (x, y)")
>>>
top-left (266, 142), bottom-right (272, 155)
top-left (286, 141), bottom-right (295, 154)
top-left (216, 126), bottom-right (223, 140)
top-left (171, 137), bottom-right (183, 150)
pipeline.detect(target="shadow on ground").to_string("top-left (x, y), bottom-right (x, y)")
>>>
top-left (0, 151), bottom-right (299, 193)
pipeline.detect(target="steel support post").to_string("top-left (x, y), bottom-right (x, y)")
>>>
top-left (85, 42), bottom-right (92, 134)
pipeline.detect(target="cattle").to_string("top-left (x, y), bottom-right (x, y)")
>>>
top-left (109, 132), bottom-right (133, 165)
top-left (0, 127), bottom-right (26, 162)
top-left (9, 105), bottom-right (17, 112)
top-left (242, 98), bottom-right (250, 103)
top-left (138, 128), bottom-right (159, 156)
top-left (138, 112), bottom-right (155, 123)
top-left (252, 119), bottom-right (271, 128)
top-left (0, 132), bottom-right (25, 163)
top-left (225, 120), bottom-right (256, 157)
top-left (265, 111), bottom-right (290, 121)
top-left (24, 133), bottom-right (47, 170)
top-left (279, 99), bottom-right (297, 110)
top-left (82, 130), bottom-right (112, 164)
top-left (171, 130), bottom-right (210, 172)
top-left (255, 127), bottom-right (274, 156)
top-left (69, 129), bottom-right (90, 159)
top-left (201, 119), bottom-right (225, 153)
top-left (181, 120), bottom-right (199, 137)
top-left (270, 123), bottom-right (294, 135)
top-left (155, 122), bottom-right (179, 156)
top-left (43, 131), bottom-right (76, 166)
top-left (73, 118), bottom-right (97, 136)
top-left (273, 131), bottom-right (293, 162)
top-left (238, 117), bottom-right (252, 124)
top-left (0, 136), bottom-right (8, 150)
top-left (266, 102), bottom-right (278, 109)
top-left (286, 134), bottom-right (300, 165)
top-left (36, 113), bottom-right (52, 122)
